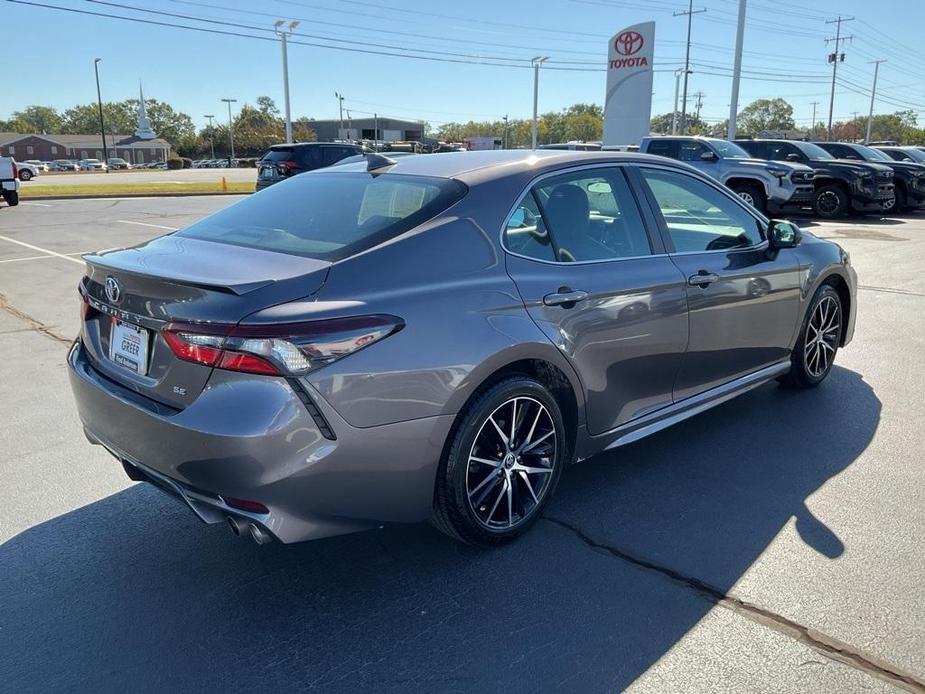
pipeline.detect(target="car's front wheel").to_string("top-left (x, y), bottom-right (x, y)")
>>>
top-left (19, 169), bottom-right (32, 181)
top-left (432, 376), bottom-right (566, 545)
top-left (781, 284), bottom-right (842, 388)
top-left (814, 184), bottom-right (848, 219)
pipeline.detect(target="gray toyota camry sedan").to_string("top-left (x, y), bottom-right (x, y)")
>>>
top-left (68, 150), bottom-right (857, 546)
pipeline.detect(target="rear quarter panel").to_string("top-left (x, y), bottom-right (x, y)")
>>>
top-left (292, 184), bottom-right (585, 429)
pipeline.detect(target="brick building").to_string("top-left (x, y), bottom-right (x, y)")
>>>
top-left (0, 132), bottom-right (171, 165)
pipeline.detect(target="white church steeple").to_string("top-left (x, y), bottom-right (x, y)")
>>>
top-left (134, 81), bottom-right (157, 140)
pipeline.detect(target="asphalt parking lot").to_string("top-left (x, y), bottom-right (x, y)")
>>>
top-left (1, 196), bottom-right (923, 693)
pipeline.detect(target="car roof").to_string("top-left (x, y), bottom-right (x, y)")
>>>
top-left (270, 142), bottom-right (360, 149)
top-left (326, 149), bottom-right (672, 183)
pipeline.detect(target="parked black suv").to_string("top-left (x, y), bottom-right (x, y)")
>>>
top-left (814, 141), bottom-right (925, 213)
top-left (256, 143), bottom-right (367, 191)
top-left (735, 139), bottom-right (894, 218)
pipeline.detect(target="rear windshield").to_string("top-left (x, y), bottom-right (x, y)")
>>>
top-left (176, 172), bottom-right (467, 261)
top-left (262, 148), bottom-right (297, 162)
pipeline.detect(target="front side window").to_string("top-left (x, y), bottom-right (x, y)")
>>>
top-left (527, 168), bottom-right (650, 262)
top-left (679, 141), bottom-right (711, 162)
top-left (641, 168), bottom-right (764, 253)
top-left (177, 172), bottom-right (467, 261)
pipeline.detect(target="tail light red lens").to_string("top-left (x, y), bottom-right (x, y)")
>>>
top-left (162, 315), bottom-right (403, 376)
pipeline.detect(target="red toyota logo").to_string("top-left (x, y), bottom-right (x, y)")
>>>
top-left (615, 31), bottom-right (644, 56)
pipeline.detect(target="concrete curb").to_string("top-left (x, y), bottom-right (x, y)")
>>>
top-left (19, 190), bottom-right (252, 201)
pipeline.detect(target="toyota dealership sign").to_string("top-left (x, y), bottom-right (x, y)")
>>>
top-left (603, 22), bottom-right (655, 146)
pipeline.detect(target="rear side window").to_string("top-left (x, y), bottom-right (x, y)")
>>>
top-left (176, 172), bottom-right (467, 261)
top-left (322, 146), bottom-right (356, 166)
top-left (646, 140), bottom-right (677, 158)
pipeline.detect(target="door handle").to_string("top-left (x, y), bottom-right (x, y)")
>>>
top-left (543, 289), bottom-right (589, 307)
top-left (687, 271), bottom-right (720, 287)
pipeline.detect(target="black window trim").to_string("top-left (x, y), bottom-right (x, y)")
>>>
top-left (499, 162), bottom-right (667, 266)
top-left (634, 162), bottom-right (770, 256)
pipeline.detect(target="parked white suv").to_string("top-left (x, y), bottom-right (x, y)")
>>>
top-left (15, 160), bottom-right (40, 181)
top-left (79, 159), bottom-right (108, 171)
top-left (1, 157), bottom-right (21, 206)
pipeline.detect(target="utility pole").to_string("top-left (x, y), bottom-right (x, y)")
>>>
top-left (809, 101), bottom-right (819, 139)
top-left (674, 0), bottom-right (706, 135)
top-left (274, 20), bottom-right (299, 143)
top-left (221, 98), bottom-right (237, 166)
top-left (531, 56), bottom-right (549, 149)
top-left (93, 58), bottom-right (110, 172)
top-left (203, 114), bottom-right (215, 159)
top-left (865, 60), bottom-right (886, 144)
top-left (727, 0), bottom-right (747, 140)
top-left (335, 92), bottom-right (345, 140)
top-left (672, 68), bottom-right (682, 134)
top-left (502, 114), bottom-right (509, 149)
top-left (694, 91), bottom-right (705, 124)
top-left (825, 16), bottom-right (854, 141)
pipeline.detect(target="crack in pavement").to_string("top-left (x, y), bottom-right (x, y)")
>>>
top-left (0, 294), bottom-right (71, 345)
top-left (859, 285), bottom-right (925, 298)
top-left (544, 516), bottom-right (925, 693)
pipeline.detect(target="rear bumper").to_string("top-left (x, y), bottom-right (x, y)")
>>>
top-left (67, 339), bottom-right (453, 543)
top-left (1, 179), bottom-right (20, 193)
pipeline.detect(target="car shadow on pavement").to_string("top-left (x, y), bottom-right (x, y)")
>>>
top-left (0, 367), bottom-right (880, 693)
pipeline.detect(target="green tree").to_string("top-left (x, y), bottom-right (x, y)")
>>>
top-left (736, 98), bottom-right (795, 136)
top-left (256, 96), bottom-right (280, 117)
top-left (7, 105), bottom-right (63, 133)
top-left (61, 102), bottom-right (135, 137)
top-left (649, 111), bottom-right (707, 135)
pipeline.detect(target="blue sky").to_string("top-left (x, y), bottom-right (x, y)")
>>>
top-left (3, 0), bottom-right (925, 130)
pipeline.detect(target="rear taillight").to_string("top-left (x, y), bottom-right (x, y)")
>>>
top-left (78, 283), bottom-right (91, 320)
top-left (11, 161), bottom-right (18, 179)
top-left (162, 315), bottom-right (403, 376)
top-left (276, 160), bottom-right (298, 175)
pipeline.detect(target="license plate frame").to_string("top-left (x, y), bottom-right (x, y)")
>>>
top-left (109, 318), bottom-right (150, 375)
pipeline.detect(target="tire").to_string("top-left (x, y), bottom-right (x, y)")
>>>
top-left (890, 185), bottom-right (907, 213)
top-left (432, 376), bottom-right (567, 546)
top-left (730, 183), bottom-right (766, 214)
top-left (3, 190), bottom-right (19, 207)
top-left (780, 284), bottom-right (842, 389)
top-left (813, 184), bottom-right (848, 219)
top-left (19, 169), bottom-right (32, 182)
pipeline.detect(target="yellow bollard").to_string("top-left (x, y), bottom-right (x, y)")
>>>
top-left (221, 176), bottom-right (228, 192)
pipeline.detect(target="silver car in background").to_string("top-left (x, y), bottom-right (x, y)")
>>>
top-left (68, 150), bottom-right (857, 547)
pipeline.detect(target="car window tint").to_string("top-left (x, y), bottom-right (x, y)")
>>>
top-left (296, 147), bottom-right (322, 168)
top-left (641, 168), bottom-right (764, 253)
top-left (177, 172), bottom-right (466, 261)
top-left (531, 168), bottom-right (650, 262)
top-left (646, 140), bottom-right (677, 158)
top-left (502, 193), bottom-right (556, 261)
top-left (679, 141), bottom-right (709, 162)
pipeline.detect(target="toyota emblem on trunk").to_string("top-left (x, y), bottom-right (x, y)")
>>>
top-left (104, 276), bottom-right (122, 304)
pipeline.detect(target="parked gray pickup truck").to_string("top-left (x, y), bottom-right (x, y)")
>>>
top-left (639, 136), bottom-right (815, 215)
top-left (1, 157), bottom-right (21, 207)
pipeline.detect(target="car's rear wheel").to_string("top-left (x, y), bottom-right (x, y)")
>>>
top-left (2, 191), bottom-right (19, 207)
top-left (814, 184), bottom-right (848, 219)
top-left (432, 376), bottom-right (566, 545)
top-left (781, 285), bottom-right (842, 388)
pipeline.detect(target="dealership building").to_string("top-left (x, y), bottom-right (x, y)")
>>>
top-left (307, 116), bottom-right (424, 142)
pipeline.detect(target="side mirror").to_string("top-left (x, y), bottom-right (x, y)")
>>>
top-left (508, 207), bottom-right (526, 228)
top-left (768, 220), bottom-right (802, 249)
top-left (700, 151), bottom-right (718, 161)
top-left (786, 153), bottom-right (801, 162)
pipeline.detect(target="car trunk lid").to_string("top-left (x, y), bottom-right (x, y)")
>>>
top-left (80, 236), bottom-right (330, 409)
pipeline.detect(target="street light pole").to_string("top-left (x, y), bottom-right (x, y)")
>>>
top-left (671, 68), bottom-right (682, 134)
top-left (335, 92), bottom-right (345, 140)
top-left (221, 98), bottom-right (237, 167)
top-left (204, 114), bottom-right (215, 159)
top-left (93, 58), bottom-right (110, 172)
top-left (531, 56), bottom-right (548, 149)
top-left (865, 60), bottom-right (886, 144)
top-left (727, 0), bottom-right (747, 141)
top-left (274, 20), bottom-right (299, 143)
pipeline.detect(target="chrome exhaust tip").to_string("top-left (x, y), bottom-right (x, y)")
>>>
top-left (249, 523), bottom-right (273, 545)
top-left (227, 516), bottom-right (247, 536)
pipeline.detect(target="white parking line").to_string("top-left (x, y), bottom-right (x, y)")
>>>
top-left (20, 202), bottom-right (53, 207)
top-left (0, 234), bottom-right (85, 265)
top-left (0, 252), bottom-right (85, 264)
top-left (116, 220), bottom-right (177, 230)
